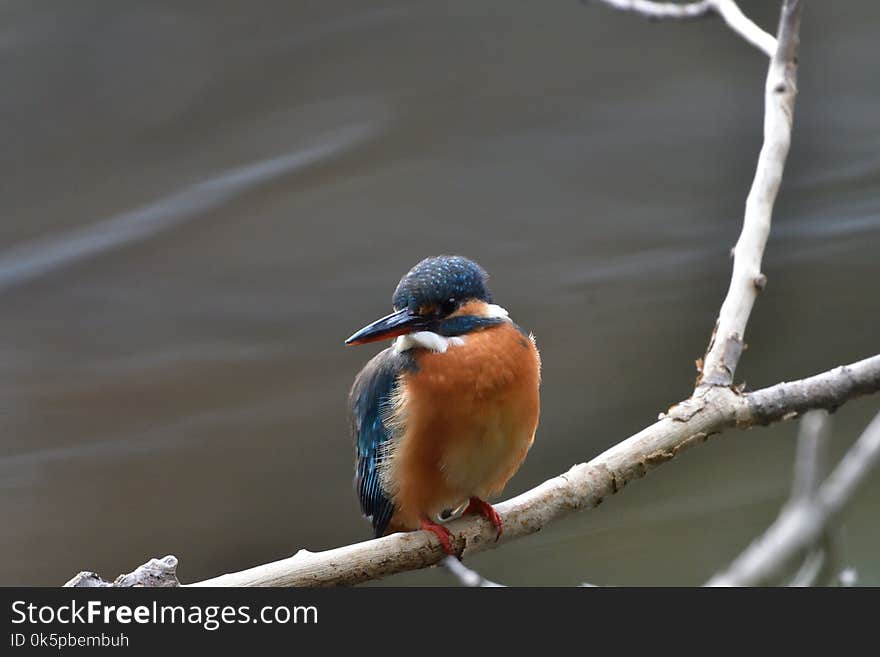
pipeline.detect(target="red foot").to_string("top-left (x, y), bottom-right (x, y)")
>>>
top-left (463, 497), bottom-right (503, 541)
top-left (419, 517), bottom-right (455, 555)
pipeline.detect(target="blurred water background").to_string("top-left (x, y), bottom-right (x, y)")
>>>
top-left (1, 0), bottom-right (878, 586)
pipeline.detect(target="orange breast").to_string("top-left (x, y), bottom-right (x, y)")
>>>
top-left (383, 321), bottom-right (540, 532)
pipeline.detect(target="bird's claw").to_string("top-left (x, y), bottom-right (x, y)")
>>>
top-left (419, 517), bottom-right (456, 556)
top-left (463, 497), bottom-right (503, 541)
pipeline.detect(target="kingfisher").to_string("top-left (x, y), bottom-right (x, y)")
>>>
top-left (345, 255), bottom-right (541, 555)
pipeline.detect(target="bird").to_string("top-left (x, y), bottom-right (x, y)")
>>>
top-left (345, 255), bottom-right (541, 555)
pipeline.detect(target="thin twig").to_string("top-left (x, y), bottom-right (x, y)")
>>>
top-left (698, 0), bottom-right (801, 386)
top-left (588, 0), bottom-right (777, 56)
top-left (785, 410), bottom-right (836, 586)
top-left (791, 410), bottom-right (831, 502)
top-left (442, 557), bottom-right (505, 587)
top-left (786, 534), bottom-right (838, 587)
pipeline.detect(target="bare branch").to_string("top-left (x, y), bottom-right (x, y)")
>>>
top-left (442, 557), bottom-right (505, 587)
top-left (698, 0), bottom-right (802, 387)
top-left (588, 0), bottom-right (777, 56)
top-left (588, 0), bottom-right (714, 19)
top-left (177, 355), bottom-right (877, 587)
top-left (818, 412), bottom-right (880, 513)
top-left (65, 356), bottom-right (877, 587)
top-left (786, 531), bottom-right (841, 588)
top-left (786, 545), bottom-right (827, 587)
top-left (592, 1), bottom-right (797, 387)
top-left (785, 411), bottom-right (837, 587)
top-left (64, 572), bottom-right (113, 588)
top-left (746, 359), bottom-right (880, 424)
top-left (707, 410), bottom-right (880, 586)
top-left (65, 555), bottom-right (180, 588)
top-left (791, 410), bottom-right (831, 502)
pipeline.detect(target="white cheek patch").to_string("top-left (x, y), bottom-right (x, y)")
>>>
top-left (393, 332), bottom-right (466, 354)
top-left (484, 304), bottom-right (509, 319)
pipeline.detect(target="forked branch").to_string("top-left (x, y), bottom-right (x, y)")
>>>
top-left (708, 411), bottom-right (880, 586)
top-left (589, 0), bottom-right (777, 56)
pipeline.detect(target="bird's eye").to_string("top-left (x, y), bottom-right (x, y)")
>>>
top-left (441, 297), bottom-right (457, 315)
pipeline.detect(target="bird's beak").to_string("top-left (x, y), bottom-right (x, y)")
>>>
top-left (345, 308), bottom-right (430, 345)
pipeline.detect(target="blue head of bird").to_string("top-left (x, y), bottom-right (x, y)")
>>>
top-left (345, 255), bottom-right (503, 347)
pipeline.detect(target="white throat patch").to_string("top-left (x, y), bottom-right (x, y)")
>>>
top-left (393, 332), bottom-right (466, 354)
top-left (391, 304), bottom-right (510, 354)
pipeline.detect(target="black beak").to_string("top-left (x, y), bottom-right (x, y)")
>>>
top-left (345, 308), bottom-right (430, 345)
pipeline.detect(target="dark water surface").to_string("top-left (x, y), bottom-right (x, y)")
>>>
top-left (1, 1), bottom-right (878, 586)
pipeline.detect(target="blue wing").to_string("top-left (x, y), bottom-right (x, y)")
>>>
top-left (349, 348), bottom-right (413, 537)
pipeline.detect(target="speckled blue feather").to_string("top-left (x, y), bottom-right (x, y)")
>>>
top-left (349, 349), bottom-right (416, 537)
top-left (392, 255), bottom-right (492, 312)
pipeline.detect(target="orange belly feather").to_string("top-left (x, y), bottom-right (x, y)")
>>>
top-left (381, 321), bottom-right (540, 533)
